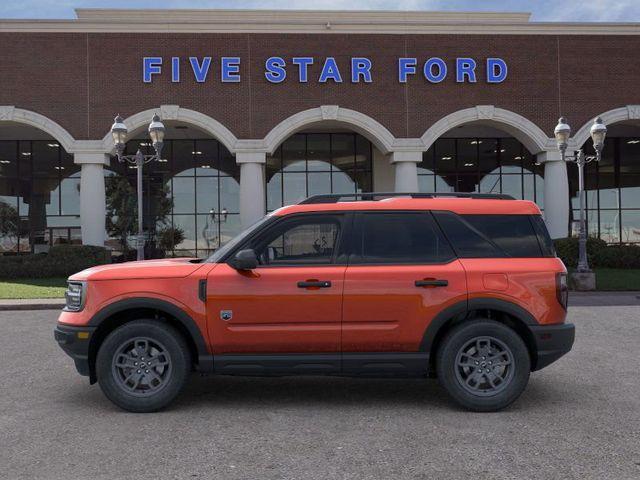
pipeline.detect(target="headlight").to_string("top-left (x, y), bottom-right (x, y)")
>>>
top-left (64, 281), bottom-right (86, 312)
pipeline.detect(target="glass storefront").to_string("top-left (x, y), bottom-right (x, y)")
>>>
top-left (572, 137), bottom-right (640, 244)
top-left (266, 133), bottom-right (373, 212)
top-left (0, 140), bottom-right (81, 254)
top-left (109, 138), bottom-right (240, 257)
top-left (419, 137), bottom-right (544, 209)
top-left (3, 132), bottom-right (640, 257)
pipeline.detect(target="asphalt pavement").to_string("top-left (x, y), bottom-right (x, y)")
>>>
top-left (0, 307), bottom-right (639, 480)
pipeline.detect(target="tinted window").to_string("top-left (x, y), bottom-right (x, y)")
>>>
top-left (530, 215), bottom-right (556, 257)
top-left (433, 212), bottom-right (503, 258)
top-left (355, 212), bottom-right (454, 264)
top-left (434, 211), bottom-right (547, 258)
top-left (463, 215), bottom-right (543, 257)
top-left (254, 216), bottom-right (341, 266)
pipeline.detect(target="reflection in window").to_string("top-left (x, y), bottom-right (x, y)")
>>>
top-left (266, 133), bottom-right (373, 211)
top-left (258, 219), bottom-right (340, 265)
top-left (108, 139), bottom-right (240, 257)
top-left (419, 138), bottom-right (544, 209)
top-left (0, 140), bottom-right (80, 254)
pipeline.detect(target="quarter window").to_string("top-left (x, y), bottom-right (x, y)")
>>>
top-left (462, 215), bottom-right (543, 257)
top-left (354, 212), bottom-right (454, 264)
top-left (434, 212), bottom-right (551, 258)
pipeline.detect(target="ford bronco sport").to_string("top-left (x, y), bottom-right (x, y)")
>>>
top-left (55, 192), bottom-right (574, 412)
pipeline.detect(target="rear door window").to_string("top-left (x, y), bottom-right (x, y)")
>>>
top-left (353, 212), bottom-right (455, 264)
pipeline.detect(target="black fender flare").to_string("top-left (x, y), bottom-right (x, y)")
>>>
top-left (88, 297), bottom-right (213, 372)
top-left (419, 297), bottom-right (537, 353)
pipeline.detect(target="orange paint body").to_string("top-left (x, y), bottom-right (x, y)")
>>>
top-left (58, 198), bottom-right (567, 357)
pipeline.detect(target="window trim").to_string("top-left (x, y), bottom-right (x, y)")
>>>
top-left (348, 211), bottom-right (457, 266)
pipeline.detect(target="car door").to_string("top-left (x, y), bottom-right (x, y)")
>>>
top-left (206, 213), bottom-right (348, 357)
top-left (341, 211), bottom-right (467, 369)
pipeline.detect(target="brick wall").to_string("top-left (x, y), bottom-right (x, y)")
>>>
top-left (1, 32), bottom-right (639, 142)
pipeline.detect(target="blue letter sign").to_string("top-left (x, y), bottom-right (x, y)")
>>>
top-left (424, 58), bottom-right (447, 83)
top-left (143, 57), bottom-right (162, 83)
top-left (319, 57), bottom-right (343, 83)
top-left (142, 56), bottom-right (508, 84)
top-left (265, 56), bottom-right (287, 83)
top-left (189, 57), bottom-right (212, 83)
top-left (398, 58), bottom-right (417, 83)
top-left (487, 58), bottom-right (508, 83)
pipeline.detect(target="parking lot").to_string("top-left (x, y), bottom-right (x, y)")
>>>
top-left (1, 306), bottom-right (639, 480)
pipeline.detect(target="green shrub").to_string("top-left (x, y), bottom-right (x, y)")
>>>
top-left (592, 245), bottom-right (640, 269)
top-left (553, 237), bottom-right (607, 268)
top-left (0, 245), bottom-right (110, 279)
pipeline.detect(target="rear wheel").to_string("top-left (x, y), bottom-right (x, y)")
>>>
top-left (436, 319), bottom-right (530, 412)
top-left (96, 320), bottom-right (191, 412)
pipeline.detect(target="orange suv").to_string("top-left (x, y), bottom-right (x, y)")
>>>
top-left (54, 193), bottom-right (574, 412)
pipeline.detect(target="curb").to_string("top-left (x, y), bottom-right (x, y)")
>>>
top-left (0, 300), bottom-right (65, 311)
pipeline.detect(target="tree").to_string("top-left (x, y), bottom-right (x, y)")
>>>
top-left (105, 175), bottom-right (178, 255)
top-left (0, 201), bottom-right (21, 251)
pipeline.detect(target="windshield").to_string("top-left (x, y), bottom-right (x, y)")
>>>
top-left (206, 215), bottom-right (273, 263)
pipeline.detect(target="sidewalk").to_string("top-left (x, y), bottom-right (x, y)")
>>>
top-left (568, 291), bottom-right (640, 307)
top-left (0, 292), bottom-right (639, 311)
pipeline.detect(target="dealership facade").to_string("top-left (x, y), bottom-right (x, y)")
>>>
top-left (1, 9), bottom-right (640, 256)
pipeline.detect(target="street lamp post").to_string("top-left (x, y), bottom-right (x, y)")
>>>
top-left (554, 116), bottom-right (607, 273)
top-left (110, 114), bottom-right (166, 261)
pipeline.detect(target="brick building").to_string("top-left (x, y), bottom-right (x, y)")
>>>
top-left (1, 9), bottom-right (639, 255)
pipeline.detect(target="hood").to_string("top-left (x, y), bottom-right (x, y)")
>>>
top-left (69, 258), bottom-right (206, 281)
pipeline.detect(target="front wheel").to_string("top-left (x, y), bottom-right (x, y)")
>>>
top-left (96, 320), bottom-right (191, 412)
top-left (436, 319), bottom-right (530, 412)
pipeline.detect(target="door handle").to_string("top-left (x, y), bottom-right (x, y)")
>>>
top-left (297, 280), bottom-right (332, 289)
top-left (415, 279), bottom-right (448, 287)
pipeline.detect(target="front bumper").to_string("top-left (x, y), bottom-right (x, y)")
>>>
top-left (529, 322), bottom-right (575, 371)
top-left (54, 324), bottom-right (96, 377)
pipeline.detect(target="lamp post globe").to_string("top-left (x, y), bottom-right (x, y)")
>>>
top-left (554, 117), bottom-right (571, 155)
top-left (148, 113), bottom-right (166, 157)
top-left (110, 115), bottom-right (128, 156)
top-left (590, 117), bottom-right (607, 155)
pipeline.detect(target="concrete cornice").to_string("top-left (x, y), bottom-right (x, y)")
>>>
top-left (0, 9), bottom-right (639, 35)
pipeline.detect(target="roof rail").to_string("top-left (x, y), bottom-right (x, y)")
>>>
top-left (298, 192), bottom-right (515, 204)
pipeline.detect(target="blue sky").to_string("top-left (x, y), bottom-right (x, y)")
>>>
top-left (1, 0), bottom-right (639, 22)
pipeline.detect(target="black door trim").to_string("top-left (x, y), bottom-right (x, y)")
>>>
top-left (212, 352), bottom-right (430, 377)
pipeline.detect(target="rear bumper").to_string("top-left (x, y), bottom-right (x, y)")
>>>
top-left (529, 322), bottom-right (575, 371)
top-left (54, 324), bottom-right (96, 377)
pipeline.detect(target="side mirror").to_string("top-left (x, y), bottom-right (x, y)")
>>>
top-left (228, 249), bottom-right (258, 271)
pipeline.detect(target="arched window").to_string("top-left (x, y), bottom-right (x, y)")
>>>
top-left (570, 135), bottom-right (640, 243)
top-left (108, 138), bottom-right (240, 257)
top-left (418, 137), bottom-right (544, 208)
top-left (0, 140), bottom-right (80, 253)
top-left (266, 132), bottom-right (373, 211)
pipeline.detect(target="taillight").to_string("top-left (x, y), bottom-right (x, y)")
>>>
top-left (556, 272), bottom-right (568, 310)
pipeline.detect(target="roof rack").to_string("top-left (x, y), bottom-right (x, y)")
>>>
top-left (298, 192), bottom-right (515, 204)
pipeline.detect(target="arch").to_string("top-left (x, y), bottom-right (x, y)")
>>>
top-left (100, 105), bottom-right (239, 155)
top-left (420, 106), bottom-right (552, 154)
top-left (0, 106), bottom-right (76, 153)
top-left (572, 105), bottom-right (640, 148)
top-left (263, 106), bottom-right (396, 155)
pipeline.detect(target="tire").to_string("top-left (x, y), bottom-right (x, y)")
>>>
top-left (436, 319), bottom-right (530, 412)
top-left (96, 320), bottom-right (191, 412)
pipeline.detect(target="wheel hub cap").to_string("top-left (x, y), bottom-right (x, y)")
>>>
top-left (454, 336), bottom-right (515, 397)
top-left (112, 337), bottom-right (172, 397)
